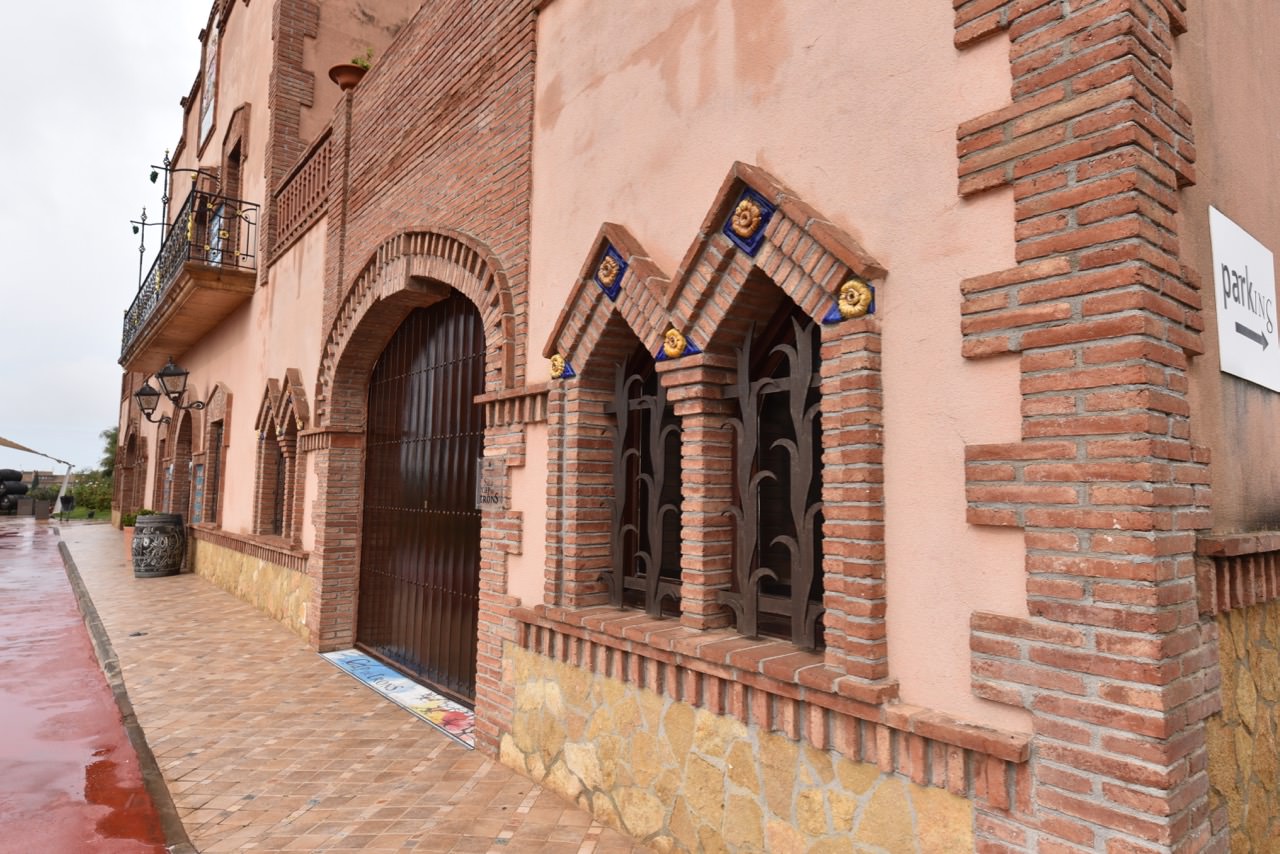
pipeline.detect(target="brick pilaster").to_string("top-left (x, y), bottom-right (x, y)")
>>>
top-left (546, 377), bottom-right (615, 609)
top-left (306, 429), bottom-right (364, 651)
top-left (660, 355), bottom-right (737, 630)
top-left (953, 1), bottom-right (1216, 850)
top-left (818, 318), bottom-right (887, 681)
top-left (262, 0), bottom-right (319, 274)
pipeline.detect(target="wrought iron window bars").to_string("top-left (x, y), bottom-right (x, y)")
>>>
top-left (604, 351), bottom-right (683, 617)
top-left (720, 313), bottom-right (826, 649)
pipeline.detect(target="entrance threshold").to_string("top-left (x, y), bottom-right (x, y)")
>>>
top-left (321, 649), bottom-right (475, 748)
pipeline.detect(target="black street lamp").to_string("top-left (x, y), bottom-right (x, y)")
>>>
top-left (134, 358), bottom-right (207, 424)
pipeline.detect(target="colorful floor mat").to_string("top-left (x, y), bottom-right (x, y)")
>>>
top-left (321, 649), bottom-right (475, 748)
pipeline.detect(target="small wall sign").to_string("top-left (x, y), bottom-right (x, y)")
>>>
top-left (475, 457), bottom-right (507, 510)
top-left (1210, 206), bottom-right (1280, 392)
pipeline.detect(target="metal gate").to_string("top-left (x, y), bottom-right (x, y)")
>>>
top-left (357, 293), bottom-right (484, 705)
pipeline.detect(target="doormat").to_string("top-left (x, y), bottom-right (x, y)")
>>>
top-left (321, 649), bottom-right (475, 748)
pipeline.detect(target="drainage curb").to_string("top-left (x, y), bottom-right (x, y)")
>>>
top-left (56, 530), bottom-right (198, 854)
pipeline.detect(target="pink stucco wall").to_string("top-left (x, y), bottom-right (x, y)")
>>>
top-left (507, 422), bottom-right (550, 608)
top-left (128, 0), bottom-right (331, 537)
top-left (1178, 1), bottom-right (1280, 534)
top-left (305, 0), bottom-right (417, 149)
top-left (526, 0), bottom-right (1031, 731)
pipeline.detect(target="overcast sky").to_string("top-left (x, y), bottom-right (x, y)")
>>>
top-left (0, 3), bottom-right (209, 473)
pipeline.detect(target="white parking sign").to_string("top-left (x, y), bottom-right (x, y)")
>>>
top-left (1210, 206), bottom-right (1280, 392)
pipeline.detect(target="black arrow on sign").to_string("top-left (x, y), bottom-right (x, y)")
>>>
top-left (1235, 322), bottom-right (1270, 350)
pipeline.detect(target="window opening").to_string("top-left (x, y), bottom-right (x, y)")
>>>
top-left (721, 301), bottom-right (825, 648)
top-left (207, 420), bottom-right (224, 525)
top-left (604, 342), bottom-right (683, 617)
top-left (270, 438), bottom-right (286, 536)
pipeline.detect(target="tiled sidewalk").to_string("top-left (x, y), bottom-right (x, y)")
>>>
top-left (59, 522), bottom-right (650, 854)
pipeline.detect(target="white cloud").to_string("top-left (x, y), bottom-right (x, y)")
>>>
top-left (0, 2), bottom-right (208, 471)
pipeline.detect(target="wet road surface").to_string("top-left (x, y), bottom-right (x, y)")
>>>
top-left (0, 518), bottom-right (166, 853)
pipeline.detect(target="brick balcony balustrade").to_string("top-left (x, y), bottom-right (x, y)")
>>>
top-left (119, 187), bottom-right (259, 372)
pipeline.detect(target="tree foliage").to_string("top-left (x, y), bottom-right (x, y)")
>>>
top-left (68, 426), bottom-right (119, 512)
top-left (99, 426), bottom-right (119, 475)
top-left (71, 469), bottom-right (113, 512)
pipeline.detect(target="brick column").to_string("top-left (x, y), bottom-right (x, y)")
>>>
top-left (545, 378), bottom-right (615, 608)
top-left (818, 317), bottom-right (887, 682)
top-left (659, 354), bottom-right (736, 630)
top-left (306, 429), bottom-right (365, 651)
top-left (953, 1), bottom-right (1216, 850)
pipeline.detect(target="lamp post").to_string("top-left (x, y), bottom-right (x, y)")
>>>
top-left (134, 358), bottom-right (207, 425)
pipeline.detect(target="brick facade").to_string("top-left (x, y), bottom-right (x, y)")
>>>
top-left (112, 1), bottom-right (1280, 849)
top-left (301, 0), bottom-right (538, 755)
top-left (953, 1), bottom-right (1218, 850)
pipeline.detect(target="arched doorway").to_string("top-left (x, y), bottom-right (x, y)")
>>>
top-left (357, 291), bottom-right (484, 705)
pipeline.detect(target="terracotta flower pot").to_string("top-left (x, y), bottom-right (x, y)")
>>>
top-left (328, 63), bottom-right (367, 91)
top-left (123, 526), bottom-right (135, 565)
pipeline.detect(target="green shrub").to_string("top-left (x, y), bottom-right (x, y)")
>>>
top-left (29, 485), bottom-right (60, 502)
top-left (70, 469), bottom-right (113, 513)
top-left (121, 508), bottom-right (154, 527)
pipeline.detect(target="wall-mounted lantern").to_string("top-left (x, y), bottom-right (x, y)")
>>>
top-left (134, 358), bottom-right (206, 424)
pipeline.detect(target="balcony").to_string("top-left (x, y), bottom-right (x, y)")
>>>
top-left (120, 188), bottom-right (259, 372)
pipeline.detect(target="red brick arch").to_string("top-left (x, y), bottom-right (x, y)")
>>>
top-left (307, 228), bottom-right (523, 678)
top-left (315, 228), bottom-right (518, 428)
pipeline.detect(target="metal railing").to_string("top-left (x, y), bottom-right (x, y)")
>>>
top-left (121, 188), bottom-right (259, 357)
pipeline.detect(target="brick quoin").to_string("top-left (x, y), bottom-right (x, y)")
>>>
top-left (261, 0), bottom-right (320, 274)
top-left (953, 0), bottom-right (1220, 851)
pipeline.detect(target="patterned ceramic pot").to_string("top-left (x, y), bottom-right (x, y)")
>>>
top-left (131, 514), bottom-right (186, 578)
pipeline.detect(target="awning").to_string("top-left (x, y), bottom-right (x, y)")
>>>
top-left (0, 435), bottom-right (73, 467)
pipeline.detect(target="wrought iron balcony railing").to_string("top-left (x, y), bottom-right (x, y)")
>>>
top-left (121, 188), bottom-right (259, 358)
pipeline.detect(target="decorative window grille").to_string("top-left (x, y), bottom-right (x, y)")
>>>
top-left (720, 304), bottom-right (825, 648)
top-left (270, 438), bottom-right (287, 536)
top-left (255, 420), bottom-right (298, 540)
top-left (191, 464), bottom-right (205, 524)
top-left (604, 345), bottom-right (683, 616)
top-left (207, 421), bottom-right (224, 525)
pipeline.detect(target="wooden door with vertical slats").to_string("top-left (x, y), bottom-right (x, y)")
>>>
top-left (357, 293), bottom-right (484, 706)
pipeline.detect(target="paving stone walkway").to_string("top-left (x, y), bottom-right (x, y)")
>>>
top-left (59, 521), bottom-right (650, 854)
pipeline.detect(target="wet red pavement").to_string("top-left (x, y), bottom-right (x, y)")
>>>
top-left (0, 518), bottom-right (166, 854)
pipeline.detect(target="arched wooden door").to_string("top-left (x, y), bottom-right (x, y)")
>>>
top-left (357, 292), bottom-right (484, 705)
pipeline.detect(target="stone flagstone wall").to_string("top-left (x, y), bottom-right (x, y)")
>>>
top-left (500, 645), bottom-right (973, 853)
top-left (1206, 602), bottom-right (1280, 851)
top-left (191, 536), bottom-right (311, 641)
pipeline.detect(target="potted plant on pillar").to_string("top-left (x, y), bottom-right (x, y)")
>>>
top-left (329, 48), bottom-right (373, 91)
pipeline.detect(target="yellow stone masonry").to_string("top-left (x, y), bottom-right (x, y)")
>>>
top-left (1207, 603), bottom-right (1280, 852)
top-left (190, 538), bottom-right (311, 640)
top-left (500, 645), bottom-right (974, 853)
